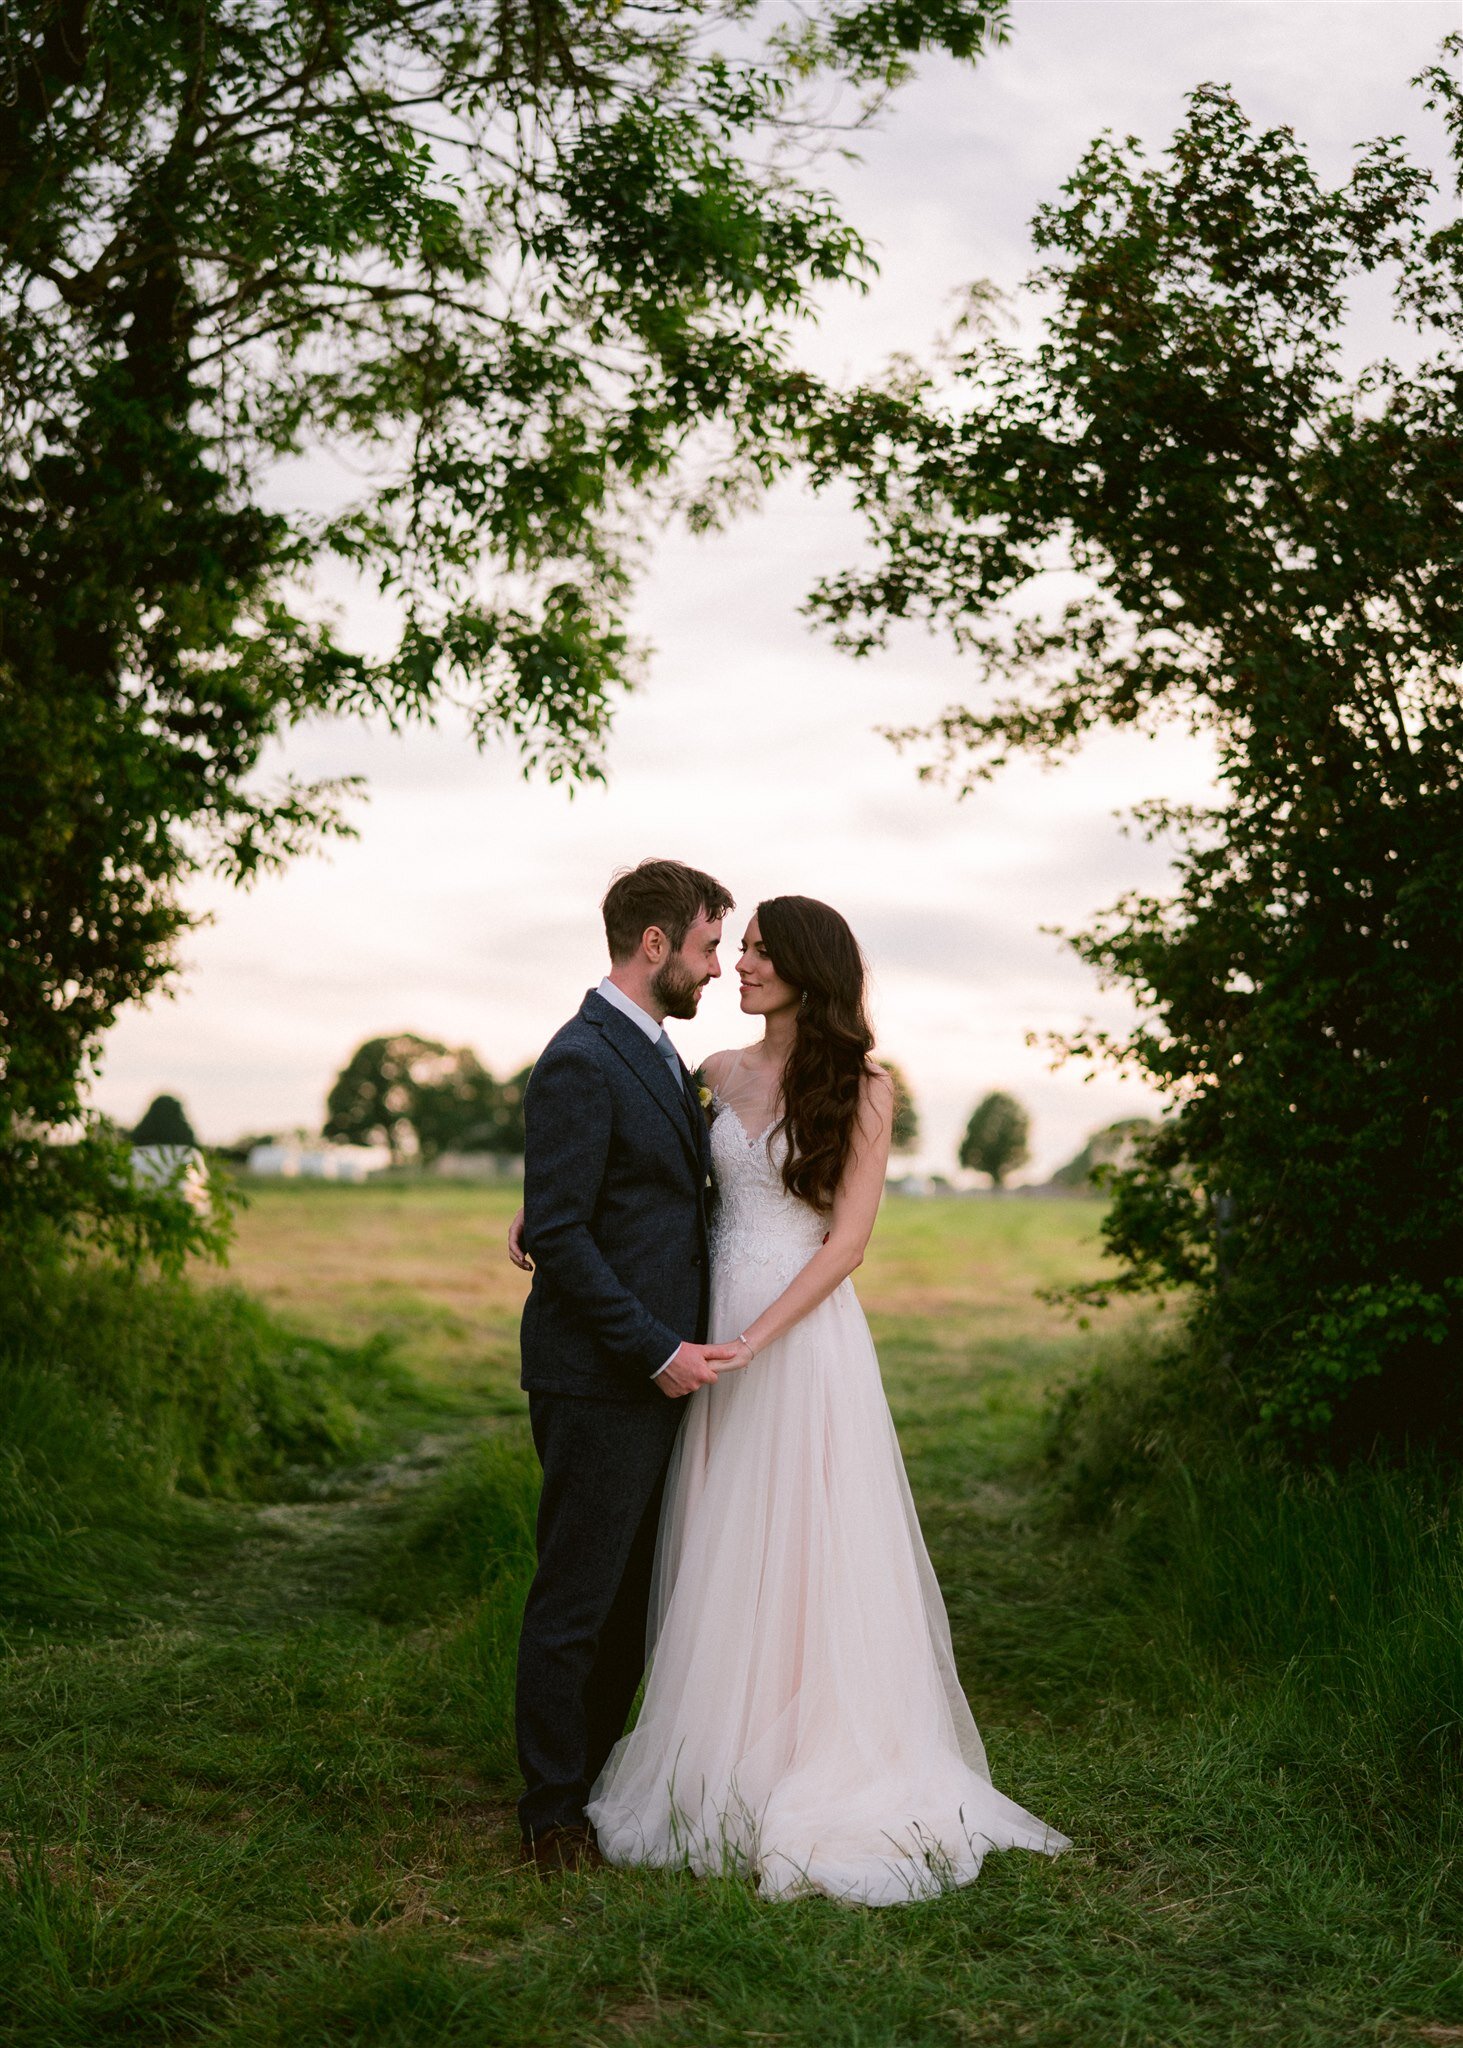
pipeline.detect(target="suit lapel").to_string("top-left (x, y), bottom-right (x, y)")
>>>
top-left (661, 1043), bottom-right (702, 1141)
top-left (585, 993), bottom-right (703, 1168)
top-left (680, 1057), bottom-right (712, 1170)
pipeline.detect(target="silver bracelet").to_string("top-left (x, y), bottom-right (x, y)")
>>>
top-left (738, 1331), bottom-right (756, 1357)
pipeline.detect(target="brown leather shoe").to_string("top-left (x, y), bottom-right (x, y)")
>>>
top-left (518, 1823), bottom-right (605, 1875)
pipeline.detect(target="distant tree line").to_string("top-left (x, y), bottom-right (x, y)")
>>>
top-left (1050, 1119), bottom-right (1159, 1192)
top-left (951, 1092), bottom-right (1155, 1191)
top-left (127, 1064), bottom-right (1152, 1192)
top-left (323, 1040), bottom-right (924, 1169)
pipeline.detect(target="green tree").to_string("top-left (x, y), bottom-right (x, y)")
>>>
top-left (880, 1057), bottom-right (920, 1153)
top-left (813, 43), bottom-right (1463, 1449)
top-left (129, 1095), bottom-right (198, 1148)
top-left (411, 1048), bottom-right (531, 1162)
top-left (324, 1034), bottom-right (453, 1161)
top-left (959, 1092), bottom-right (1029, 1188)
top-left (1050, 1118), bottom-right (1158, 1191)
top-left (0, 0), bottom-right (1008, 1258)
top-left (406, 1049), bottom-right (493, 1166)
top-left (324, 1037), bottom-right (530, 1162)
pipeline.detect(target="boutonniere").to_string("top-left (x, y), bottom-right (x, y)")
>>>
top-left (691, 1069), bottom-right (717, 1127)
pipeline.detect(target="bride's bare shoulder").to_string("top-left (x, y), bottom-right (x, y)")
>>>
top-left (700, 1048), bottom-right (748, 1087)
top-left (861, 1062), bottom-right (896, 1121)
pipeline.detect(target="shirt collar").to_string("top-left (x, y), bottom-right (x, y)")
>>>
top-left (596, 976), bottom-right (665, 1044)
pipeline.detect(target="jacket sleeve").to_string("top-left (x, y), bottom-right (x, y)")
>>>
top-left (522, 1040), bottom-right (682, 1377)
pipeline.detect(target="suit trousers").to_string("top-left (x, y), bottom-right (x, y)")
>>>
top-left (515, 1389), bottom-right (685, 1839)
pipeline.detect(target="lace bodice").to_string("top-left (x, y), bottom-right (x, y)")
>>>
top-left (708, 1096), bottom-right (829, 1287)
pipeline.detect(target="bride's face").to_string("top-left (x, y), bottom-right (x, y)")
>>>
top-left (736, 916), bottom-right (800, 1018)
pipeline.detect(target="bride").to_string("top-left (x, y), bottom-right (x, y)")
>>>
top-left (585, 894), bottom-right (1069, 1906)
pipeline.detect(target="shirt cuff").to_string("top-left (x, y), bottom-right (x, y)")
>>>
top-left (651, 1345), bottom-right (681, 1379)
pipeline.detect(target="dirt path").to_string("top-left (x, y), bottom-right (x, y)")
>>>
top-left (166, 1422), bottom-right (491, 1631)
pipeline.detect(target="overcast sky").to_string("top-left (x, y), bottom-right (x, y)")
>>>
top-left (91, 0), bottom-right (1458, 1178)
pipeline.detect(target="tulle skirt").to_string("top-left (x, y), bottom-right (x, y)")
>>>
top-left (587, 1255), bottom-right (1070, 1906)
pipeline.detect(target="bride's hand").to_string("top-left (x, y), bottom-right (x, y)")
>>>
top-left (719, 1335), bottom-right (757, 1371)
top-left (507, 1207), bottom-right (532, 1271)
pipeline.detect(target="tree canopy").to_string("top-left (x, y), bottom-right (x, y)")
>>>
top-left (959, 1092), bottom-right (1029, 1187)
top-left (324, 1036), bottom-right (450, 1159)
top-left (129, 1095), bottom-right (199, 1149)
top-left (811, 40), bottom-right (1463, 1449)
top-left (324, 1035), bottom-right (529, 1161)
top-left (0, 0), bottom-right (1007, 1256)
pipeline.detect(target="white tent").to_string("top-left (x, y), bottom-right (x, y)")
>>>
top-left (246, 1141), bottom-right (391, 1182)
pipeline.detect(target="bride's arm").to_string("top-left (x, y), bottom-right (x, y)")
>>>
top-left (725, 1070), bottom-right (895, 1364)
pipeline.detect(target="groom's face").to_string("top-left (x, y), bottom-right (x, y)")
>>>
top-left (650, 910), bottom-right (723, 1021)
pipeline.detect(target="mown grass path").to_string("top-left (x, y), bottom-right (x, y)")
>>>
top-left (3, 1186), bottom-right (1460, 2046)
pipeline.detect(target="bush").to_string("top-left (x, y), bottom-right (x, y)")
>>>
top-left (815, 50), bottom-right (1463, 1458)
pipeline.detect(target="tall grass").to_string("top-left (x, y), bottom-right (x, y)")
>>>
top-left (366, 1358), bottom-right (1463, 1876)
top-left (1124, 1456), bottom-right (1463, 1833)
top-left (3, 1192), bottom-right (1460, 2045)
top-left (0, 1253), bottom-right (417, 1632)
top-left (1046, 1325), bottom-right (1463, 1861)
top-left (366, 1431), bottom-right (540, 1778)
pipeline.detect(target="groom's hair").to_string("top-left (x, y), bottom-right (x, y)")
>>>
top-left (602, 859), bottom-right (734, 960)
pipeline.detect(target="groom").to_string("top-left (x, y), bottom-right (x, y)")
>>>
top-left (513, 858), bottom-right (740, 1870)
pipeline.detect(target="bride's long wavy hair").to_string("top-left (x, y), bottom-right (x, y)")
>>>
top-left (759, 895), bottom-right (877, 1213)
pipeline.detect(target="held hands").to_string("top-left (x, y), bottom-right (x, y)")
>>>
top-left (504, 1206), bottom-right (749, 1395)
top-left (655, 1340), bottom-right (747, 1400)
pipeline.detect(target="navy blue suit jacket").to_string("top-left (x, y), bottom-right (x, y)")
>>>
top-left (519, 990), bottom-right (713, 1401)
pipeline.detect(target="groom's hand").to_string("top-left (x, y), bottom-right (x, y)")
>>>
top-left (655, 1341), bottom-right (739, 1399)
top-left (507, 1207), bottom-right (532, 1271)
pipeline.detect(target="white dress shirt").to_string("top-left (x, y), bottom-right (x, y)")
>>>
top-left (595, 977), bottom-right (687, 1380)
top-left (596, 975), bottom-right (665, 1044)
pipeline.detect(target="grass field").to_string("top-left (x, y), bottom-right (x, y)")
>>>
top-left (2, 1182), bottom-right (1460, 2046)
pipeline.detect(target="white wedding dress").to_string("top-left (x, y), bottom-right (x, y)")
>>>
top-left (587, 1057), bottom-right (1070, 1906)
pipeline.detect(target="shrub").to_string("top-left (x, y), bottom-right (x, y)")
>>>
top-left (814, 46), bottom-right (1463, 1456)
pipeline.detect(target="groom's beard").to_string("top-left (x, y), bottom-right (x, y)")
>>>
top-left (651, 955), bottom-right (704, 1021)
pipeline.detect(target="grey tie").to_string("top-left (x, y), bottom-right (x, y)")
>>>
top-left (655, 1028), bottom-right (685, 1094)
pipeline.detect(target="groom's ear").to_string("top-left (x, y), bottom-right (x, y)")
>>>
top-left (642, 925), bottom-right (670, 963)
